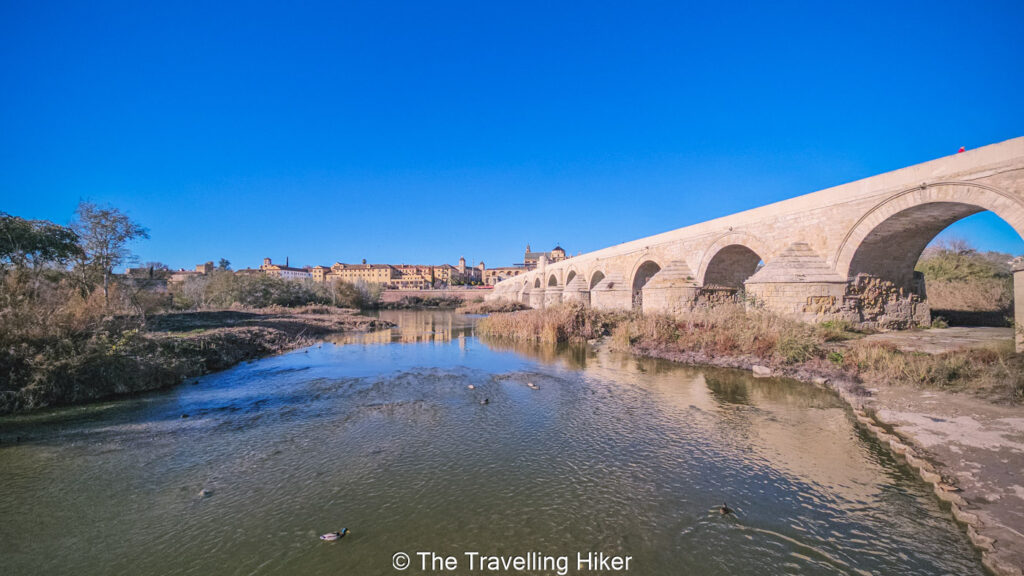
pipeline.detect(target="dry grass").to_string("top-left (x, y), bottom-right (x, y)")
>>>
top-left (476, 303), bottom-right (622, 344)
top-left (915, 242), bottom-right (1015, 326)
top-left (927, 278), bottom-right (1013, 312)
top-left (926, 278), bottom-right (1013, 326)
top-left (479, 303), bottom-right (1023, 402)
top-left (614, 303), bottom-right (833, 364)
top-left (838, 340), bottom-right (1023, 402)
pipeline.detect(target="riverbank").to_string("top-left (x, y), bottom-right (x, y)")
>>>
top-left (478, 303), bottom-right (1023, 401)
top-left (479, 303), bottom-right (1024, 575)
top-left (0, 307), bottom-right (391, 415)
top-left (378, 288), bottom-right (493, 307)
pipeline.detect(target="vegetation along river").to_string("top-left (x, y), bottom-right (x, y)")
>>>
top-left (0, 310), bottom-right (985, 575)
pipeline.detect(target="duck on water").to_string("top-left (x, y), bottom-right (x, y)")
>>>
top-left (320, 528), bottom-right (349, 541)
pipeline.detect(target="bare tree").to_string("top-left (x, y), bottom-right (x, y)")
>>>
top-left (71, 202), bottom-right (149, 305)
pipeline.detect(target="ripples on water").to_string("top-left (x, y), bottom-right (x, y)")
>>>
top-left (0, 311), bottom-right (983, 575)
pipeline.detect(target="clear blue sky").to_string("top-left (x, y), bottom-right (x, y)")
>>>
top-left (2, 0), bottom-right (1023, 270)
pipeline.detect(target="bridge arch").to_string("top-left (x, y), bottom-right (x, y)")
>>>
top-left (835, 182), bottom-right (1024, 288)
top-left (547, 273), bottom-right (559, 287)
top-left (697, 232), bottom-right (769, 289)
top-left (565, 269), bottom-right (578, 286)
top-left (533, 277), bottom-right (541, 289)
top-left (589, 270), bottom-right (606, 289)
top-left (629, 258), bottom-right (663, 309)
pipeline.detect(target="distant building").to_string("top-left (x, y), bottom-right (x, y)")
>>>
top-left (260, 257), bottom-right (312, 281)
top-left (310, 265), bottom-right (330, 283)
top-left (312, 256), bottom-right (484, 288)
top-left (167, 261), bottom-right (214, 284)
top-left (482, 265), bottom-right (526, 286)
top-left (522, 244), bottom-right (567, 270)
top-left (324, 262), bottom-right (396, 285)
top-left (391, 264), bottom-right (436, 289)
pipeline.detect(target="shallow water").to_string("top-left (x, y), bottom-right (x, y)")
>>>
top-left (0, 310), bottom-right (984, 575)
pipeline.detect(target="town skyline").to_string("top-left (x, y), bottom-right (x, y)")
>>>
top-left (154, 241), bottom-right (566, 276)
top-left (158, 243), bottom-right (569, 289)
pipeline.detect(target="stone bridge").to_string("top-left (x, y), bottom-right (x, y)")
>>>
top-left (490, 137), bottom-right (1024, 349)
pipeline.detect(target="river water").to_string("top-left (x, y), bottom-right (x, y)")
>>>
top-left (0, 310), bottom-right (983, 576)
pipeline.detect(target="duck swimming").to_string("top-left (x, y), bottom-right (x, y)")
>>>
top-left (527, 382), bottom-right (539, 390)
top-left (719, 502), bottom-right (734, 515)
top-left (320, 528), bottom-right (349, 541)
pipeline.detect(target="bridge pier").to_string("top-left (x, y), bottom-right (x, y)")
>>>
top-left (745, 243), bottom-right (853, 322)
top-left (743, 243), bottom-right (932, 329)
top-left (561, 275), bottom-right (591, 306)
top-left (641, 261), bottom-right (701, 315)
top-left (544, 285), bottom-right (563, 307)
top-left (1016, 260), bottom-right (1024, 353)
top-left (591, 273), bottom-right (629, 310)
top-left (529, 288), bottom-right (545, 309)
top-left (519, 286), bottom-right (532, 306)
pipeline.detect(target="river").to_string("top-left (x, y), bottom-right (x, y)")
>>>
top-left (0, 310), bottom-right (984, 575)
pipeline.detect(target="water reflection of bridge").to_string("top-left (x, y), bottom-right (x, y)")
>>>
top-left (326, 310), bottom-right (477, 346)
top-left (483, 338), bottom-right (881, 500)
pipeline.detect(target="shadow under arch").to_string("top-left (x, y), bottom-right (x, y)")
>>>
top-left (697, 232), bottom-right (770, 288)
top-left (630, 259), bottom-right (662, 309)
top-left (565, 269), bottom-right (578, 285)
top-left (835, 182), bottom-right (1024, 286)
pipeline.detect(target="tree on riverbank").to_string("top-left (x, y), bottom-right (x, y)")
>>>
top-left (0, 212), bottom-right (81, 302)
top-left (71, 202), bottom-right (149, 305)
top-left (169, 272), bottom-right (380, 310)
